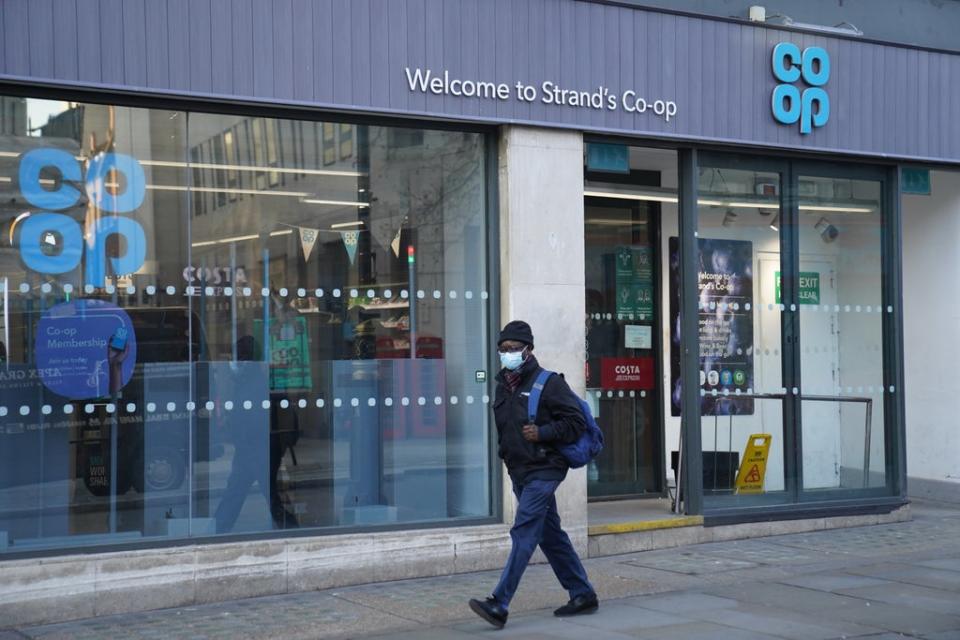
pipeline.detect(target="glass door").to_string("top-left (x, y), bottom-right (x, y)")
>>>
top-left (794, 167), bottom-right (889, 498)
top-left (584, 197), bottom-right (663, 498)
top-left (693, 156), bottom-right (792, 508)
top-left (689, 152), bottom-right (898, 511)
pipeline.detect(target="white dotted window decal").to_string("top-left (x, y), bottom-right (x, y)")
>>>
top-left (385, 397), bottom-right (394, 407)
top-left (126, 403), bottom-right (136, 412)
top-left (481, 291), bottom-right (489, 299)
top-left (889, 386), bottom-right (895, 393)
top-left (700, 389), bottom-right (706, 397)
top-left (84, 404), bottom-right (94, 414)
top-left (17, 405), bottom-right (30, 416)
top-left (401, 397), bottom-right (410, 406)
top-left (350, 398), bottom-right (358, 407)
top-left (84, 284), bottom-right (95, 294)
top-left (167, 402), bottom-right (176, 412)
top-left (451, 396), bottom-right (459, 405)
top-left (316, 399), bottom-right (325, 408)
top-left (747, 388), bottom-right (754, 395)
top-left (281, 399), bottom-right (290, 409)
top-left (418, 397), bottom-right (426, 406)
top-left (466, 396), bottom-right (474, 404)
top-left (205, 401), bottom-right (215, 411)
top-left (606, 391), bottom-right (613, 398)
top-left (106, 403), bottom-right (116, 413)
top-left (350, 289), bottom-right (358, 298)
top-left (261, 287), bottom-right (270, 297)
top-left (64, 404), bottom-right (73, 414)
top-left (887, 306), bottom-right (893, 313)
top-left (279, 288), bottom-right (289, 297)
top-left (482, 395), bottom-right (490, 404)
top-left (41, 283), bottom-right (52, 294)
top-left (124, 285), bottom-right (134, 295)
top-left (297, 288), bottom-right (306, 297)
top-left (243, 400), bottom-right (253, 410)
top-left (63, 283), bottom-right (74, 294)
top-left (0, 407), bottom-right (7, 417)
top-left (745, 303), bottom-right (751, 311)
top-left (723, 390), bottom-right (729, 396)
top-left (223, 287), bottom-right (233, 297)
top-left (595, 391), bottom-right (602, 398)
top-left (629, 391), bottom-right (636, 398)
top-left (416, 290), bottom-right (425, 299)
top-left (735, 389), bottom-right (741, 396)
top-left (333, 289), bottom-right (341, 298)
top-left (384, 289), bottom-right (393, 298)
top-left (618, 391), bottom-right (624, 398)
top-left (434, 396), bottom-right (442, 405)
top-left (368, 398), bottom-right (376, 407)
top-left (298, 399), bottom-right (307, 409)
top-left (400, 290), bottom-right (409, 299)
top-left (262, 400), bottom-right (271, 409)
top-left (431, 290), bottom-right (441, 299)
top-left (146, 402), bottom-right (156, 412)
top-left (767, 304), bottom-right (773, 311)
top-left (225, 401), bottom-right (234, 410)
top-left (465, 291), bottom-right (473, 299)
top-left (41, 405), bottom-right (52, 415)
top-left (105, 284), bottom-right (116, 294)
top-left (185, 401), bottom-right (195, 411)
top-left (640, 391), bottom-right (647, 398)
top-left (365, 289), bottom-right (375, 298)
top-left (449, 290), bottom-right (457, 299)
top-left (334, 398), bottom-right (343, 408)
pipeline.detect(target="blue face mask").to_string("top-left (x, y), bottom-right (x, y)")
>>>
top-left (499, 348), bottom-right (526, 371)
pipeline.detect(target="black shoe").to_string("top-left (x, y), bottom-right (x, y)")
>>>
top-left (469, 597), bottom-right (508, 629)
top-left (554, 593), bottom-right (599, 616)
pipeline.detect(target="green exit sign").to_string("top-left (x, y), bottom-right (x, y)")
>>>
top-left (775, 271), bottom-right (821, 305)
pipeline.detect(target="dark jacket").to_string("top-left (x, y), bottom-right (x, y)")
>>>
top-left (493, 355), bottom-right (586, 483)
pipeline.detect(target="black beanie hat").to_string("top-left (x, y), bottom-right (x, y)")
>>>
top-left (498, 320), bottom-right (534, 347)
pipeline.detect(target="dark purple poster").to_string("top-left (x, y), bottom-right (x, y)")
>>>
top-left (35, 299), bottom-right (137, 400)
top-left (670, 237), bottom-right (755, 416)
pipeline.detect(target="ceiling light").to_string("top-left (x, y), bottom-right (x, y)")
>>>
top-left (769, 213), bottom-right (780, 231)
top-left (140, 159), bottom-right (366, 178)
top-left (331, 221), bottom-right (365, 229)
top-left (302, 198), bottom-right (370, 207)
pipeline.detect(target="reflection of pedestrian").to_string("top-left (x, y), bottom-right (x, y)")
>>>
top-left (469, 321), bottom-right (598, 629)
top-left (214, 336), bottom-right (299, 533)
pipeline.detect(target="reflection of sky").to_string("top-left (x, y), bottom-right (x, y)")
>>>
top-left (26, 99), bottom-right (72, 135)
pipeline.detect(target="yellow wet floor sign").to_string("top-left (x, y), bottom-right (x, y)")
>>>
top-left (735, 434), bottom-right (772, 494)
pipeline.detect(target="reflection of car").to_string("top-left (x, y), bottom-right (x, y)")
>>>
top-left (1, 303), bottom-right (206, 498)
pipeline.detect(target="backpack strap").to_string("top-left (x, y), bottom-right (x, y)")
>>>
top-left (527, 369), bottom-right (555, 423)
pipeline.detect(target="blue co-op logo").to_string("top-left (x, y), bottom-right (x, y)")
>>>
top-left (17, 149), bottom-right (146, 287)
top-left (771, 43), bottom-right (830, 134)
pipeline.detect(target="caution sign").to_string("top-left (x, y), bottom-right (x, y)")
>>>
top-left (734, 434), bottom-right (772, 494)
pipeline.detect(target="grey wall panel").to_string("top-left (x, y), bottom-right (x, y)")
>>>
top-left (1, 0), bottom-right (958, 163)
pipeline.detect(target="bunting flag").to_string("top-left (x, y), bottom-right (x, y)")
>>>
top-left (390, 225), bottom-right (403, 258)
top-left (299, 227), bottom-right (319, 262)
top-left (340, 230), bottom-right (359, 265)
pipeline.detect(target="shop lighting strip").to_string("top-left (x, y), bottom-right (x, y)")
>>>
top-left (585, 190), bottom-right (873, 214)
top-left (139, 159), bottom-right (367, 177)
top-left (190, 229), bottom-right (293, 248)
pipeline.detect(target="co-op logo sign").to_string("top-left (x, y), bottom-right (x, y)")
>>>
top-left (16, 149), bottom-right (146, 287)
top-left (771, 42), bottom-right (830, 134)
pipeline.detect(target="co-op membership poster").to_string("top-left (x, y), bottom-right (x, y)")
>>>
top-left (669, 238), bottom-right (755, 416)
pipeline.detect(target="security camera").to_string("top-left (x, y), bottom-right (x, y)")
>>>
top-left (814, 217), bottom-right (839, 243)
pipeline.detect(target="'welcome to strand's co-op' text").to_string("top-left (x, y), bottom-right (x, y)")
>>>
top-left (405, 68), bottom-right (677, 121)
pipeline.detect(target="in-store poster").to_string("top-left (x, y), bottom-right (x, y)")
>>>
top-left (615, 246), bottom-right (654, 318)
top-left (254, 316), bottom-right (312, 391)
top-left (34, 299), bottom-right (137, 399)
top-left (669, 237), bottom-right (755, 416)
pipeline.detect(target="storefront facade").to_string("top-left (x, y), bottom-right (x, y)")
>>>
top-left (0, 0), bottom-right (957, 624)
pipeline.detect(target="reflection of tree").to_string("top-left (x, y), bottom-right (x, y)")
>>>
top-left (83, 106), bottom-right (116, 255)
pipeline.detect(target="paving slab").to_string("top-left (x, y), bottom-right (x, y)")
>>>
top-left (7, 500), bottom-right (960, 640)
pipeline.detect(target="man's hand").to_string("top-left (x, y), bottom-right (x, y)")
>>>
top-left (522, 424), bottom-right (539, 442)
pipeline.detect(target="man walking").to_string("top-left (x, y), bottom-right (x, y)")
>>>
top-left (469, 320), bottom-right (599, 629)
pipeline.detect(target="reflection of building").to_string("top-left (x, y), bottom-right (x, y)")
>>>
top-left (1, 0), bottom-right (958, 628)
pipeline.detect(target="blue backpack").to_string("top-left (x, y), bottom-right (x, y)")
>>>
top-left (527, 369), bottom-right (604, 469)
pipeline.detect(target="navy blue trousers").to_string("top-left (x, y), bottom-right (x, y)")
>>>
top-left (492, 478), bottom-right (594, 608)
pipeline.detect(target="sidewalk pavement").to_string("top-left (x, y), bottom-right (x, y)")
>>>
top-left (4, 500), bottom-right (959, 640)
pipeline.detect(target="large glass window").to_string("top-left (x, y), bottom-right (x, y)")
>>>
top-left (0, 97), bottom-right (493, 555)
